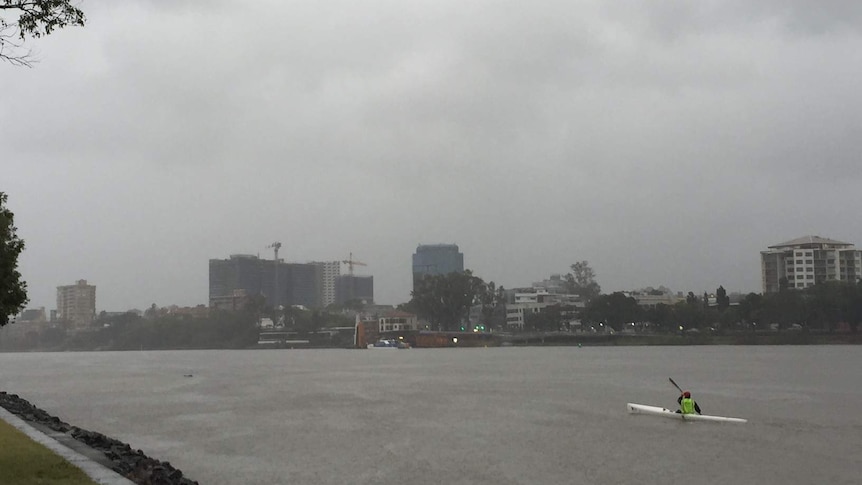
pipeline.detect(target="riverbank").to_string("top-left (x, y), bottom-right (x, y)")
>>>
top-left (498, 331), bottom-right (862, 346)
top-left (0, 392), bottom-right (197, 485)
top-left (0, 417), bottom-right (98, 484)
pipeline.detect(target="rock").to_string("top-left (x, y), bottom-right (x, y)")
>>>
top-left (1, 390), bottom-right (198, 485)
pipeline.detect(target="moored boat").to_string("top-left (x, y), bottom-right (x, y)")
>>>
top-left (367, 339), bottom-right (411, 349)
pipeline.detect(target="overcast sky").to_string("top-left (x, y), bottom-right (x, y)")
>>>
top-left (3, 0), bottom-right (861, 312)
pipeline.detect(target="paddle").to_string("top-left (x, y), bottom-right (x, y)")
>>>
top-left (668, 377), bottom-right (683, 393)
top-left (668, 377), bottom-right (686, 418)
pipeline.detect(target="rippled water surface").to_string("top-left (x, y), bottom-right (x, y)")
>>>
top-left (1, 346), bottom-right (860, 484)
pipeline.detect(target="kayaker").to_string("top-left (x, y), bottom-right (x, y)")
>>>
top-left (676, 390), bottom-right (702, 415)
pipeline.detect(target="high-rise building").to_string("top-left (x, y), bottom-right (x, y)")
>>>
top-left (335, 275), bottom-right (374, 305)
top-left (284, 263), bottom-right (323, 309)
top-left (209, 255), bottom-right (324, 309)
top-left (761, 236), bottom-right (861, 293)
top-left (312, 261), bottom-right (341, 307)
top-left (412, 244), bottom-right (464, 290)
top-left (56, 280), bottom-right (96, 327)
top-left (209, 255), bottom-right (265, 303)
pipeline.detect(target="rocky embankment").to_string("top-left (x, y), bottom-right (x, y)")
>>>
top-left (0, 391), bottom-right (197, 485)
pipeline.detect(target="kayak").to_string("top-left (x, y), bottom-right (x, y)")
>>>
top-left (626, 403), bottom-right (747, 423)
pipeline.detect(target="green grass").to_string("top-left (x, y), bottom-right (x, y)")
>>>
top-left (0, 419), bottom-right (98, 485)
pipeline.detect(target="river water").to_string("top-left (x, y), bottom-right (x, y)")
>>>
top-left (0, 346), bottom-right (859, 484)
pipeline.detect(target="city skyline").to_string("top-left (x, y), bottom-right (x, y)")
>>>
top-left (17, 234), bottom-right (860, 313)
top-left (5, 2), bottom-right (861, 312)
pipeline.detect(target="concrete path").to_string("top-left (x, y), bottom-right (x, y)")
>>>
top-left (0, 406), bottom-right (135, 485)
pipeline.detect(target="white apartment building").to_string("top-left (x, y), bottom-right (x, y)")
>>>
top-left (312, 261), bottom-right (341, 307)
top-left (761, 236), bottom-right (862, 293)
top-left (56, 279), bottom-right (96, 327)
top-left (379, 311), bottom-right (419, 332)
top-left (624, 291), bottom-right (685, 309)
top-left (505, 290), bottom-right (582, 329)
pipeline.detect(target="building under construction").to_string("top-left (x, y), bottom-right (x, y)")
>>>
top-left (208, 254), bottom-right (324, 309)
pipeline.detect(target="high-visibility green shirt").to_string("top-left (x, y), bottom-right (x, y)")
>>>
top-left (680, 397), bottom-right (696, 414)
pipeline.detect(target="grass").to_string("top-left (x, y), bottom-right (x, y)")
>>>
top-left (0, 418), bottom-right (98, 485)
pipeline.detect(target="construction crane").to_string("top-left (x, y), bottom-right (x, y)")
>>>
top-left (341, 252), bottom-right (367, 276)
top-left (267, 242), bottom-right (282, 262)
top-left (267, 242), bottom-right (282, 309)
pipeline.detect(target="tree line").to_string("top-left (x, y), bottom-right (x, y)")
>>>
top-left (0, 300), bottom-right (358, 351)
top-left (403, 261), bottom-right (600, 332)
top-left (554, 281), bottom-right (862, 334)
top-left (405, 262), bottom-right (862, 335)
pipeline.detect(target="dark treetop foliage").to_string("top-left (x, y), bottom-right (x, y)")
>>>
top-left (408, 270), bottom-right (486, 331)
top-left (564, 261), bottom-right (601, 302)
top-left (1, 0), bottom-right (86, 66)
top-left (580, 280), bottom-right (862, 334)
top-left (0, 192), bottom-right (28, 326)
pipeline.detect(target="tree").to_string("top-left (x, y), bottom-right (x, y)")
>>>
top-left (409, 271), bottom-right (485, 331)
top-left (760, 288), bottom-right (805, 331)
top-left (524, 304), bottom-right (564, 332)
top-left (581, 292), bottom-right (642, 331)
top-left (803, 280), bottom-right (859, 332)
top-left (477, 280), bottom-right (507, 331)
top-left (644, 303), bottom-right (673, 332)
top-left (716, 285), bottom-right (730, 310)
top-left (1, 0), bottom-right (86, 67)
top-left (738, 292), bottom-right (762, 327)
top-left (1, 192), bottom-right (28, 326)
top-left (674, 298), bottom-right (707, 330)
top-left (564, 261), bottom-right (601, 302)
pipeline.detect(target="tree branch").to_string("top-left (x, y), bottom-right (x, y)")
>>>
top-left (0, 23), bottom-right (35, 67)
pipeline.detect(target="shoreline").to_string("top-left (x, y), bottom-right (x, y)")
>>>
top-left (497, 331), bottom-right (862, 346)
top-left (0, 391), bottom-right (197, 485)
top-left (0, 330), bottom-right (859, 352)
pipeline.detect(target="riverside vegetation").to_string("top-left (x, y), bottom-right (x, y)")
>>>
top-left (4, 277), bottom-right (861, 352)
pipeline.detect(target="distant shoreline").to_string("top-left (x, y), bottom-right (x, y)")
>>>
top-left (1, 330), bottom-right (859, 352)
top-left (497, 331), bottom-right (862, 346)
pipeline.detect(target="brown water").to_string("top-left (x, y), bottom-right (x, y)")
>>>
top-left (1, 346), bottom-right (859, 484)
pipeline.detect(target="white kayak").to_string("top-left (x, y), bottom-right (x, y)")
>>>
top-left (627, 403), bottom-right (747, 423)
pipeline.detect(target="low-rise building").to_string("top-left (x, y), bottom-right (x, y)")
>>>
top-left (379, 310), bottom-right (419, 333)
top-left (505, 290), bottom-right (583, 330)
top-left (624, 290), bottom-right (685, 309)
top-left (18, 307), bottom-right (47, 323)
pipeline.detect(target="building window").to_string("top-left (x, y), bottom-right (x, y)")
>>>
top-left (806, 275), bottom-right (813, 279)
top-left (796, 260), bottom-right (803, 264)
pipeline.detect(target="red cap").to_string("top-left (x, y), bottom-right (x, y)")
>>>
top-left (683, 391), bottom-right (691, 398)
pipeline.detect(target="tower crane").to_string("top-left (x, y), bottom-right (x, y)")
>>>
top-left (267, 242), bottom-right (282, 262)
top-left (267, 242), bottom-right (282, 309)
top-left (341, 252), bottom-right (366, 276)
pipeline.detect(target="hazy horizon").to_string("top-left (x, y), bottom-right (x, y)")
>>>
top-left (4, 1), bottom-right (860, 312)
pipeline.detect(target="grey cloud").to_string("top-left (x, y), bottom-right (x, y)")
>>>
top-left (3, 0), bottom-right (861, 309)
